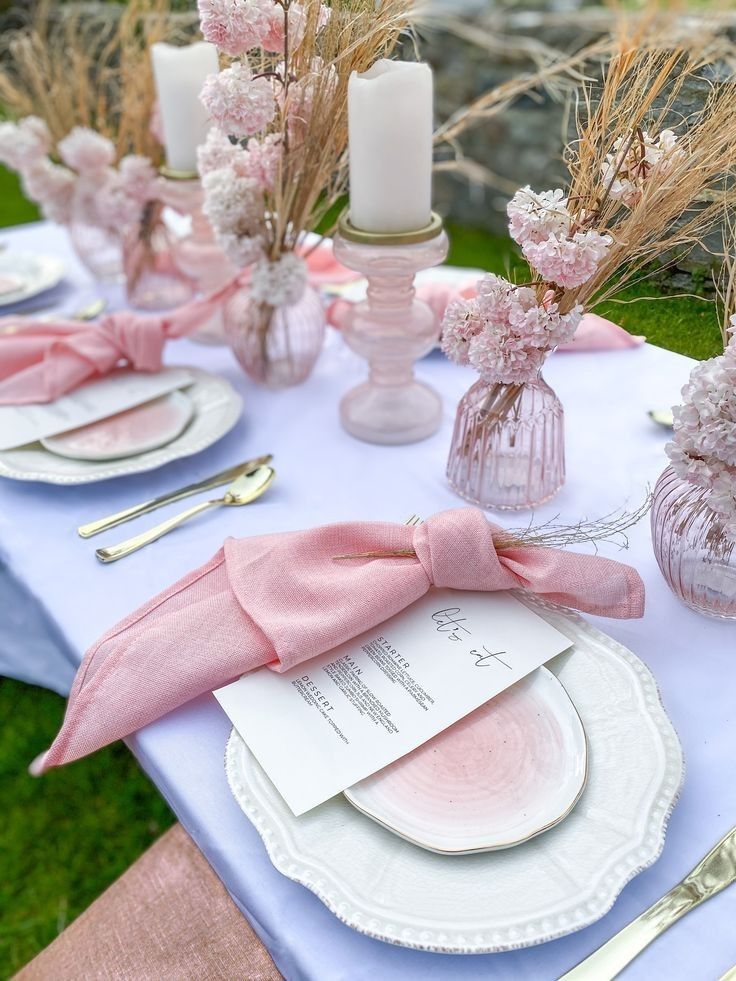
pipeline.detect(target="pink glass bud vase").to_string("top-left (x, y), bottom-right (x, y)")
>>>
top-left (122, 200), bottom-right (195, 311)
top-left (651, 465), bottom-right (736, 620)
top-left (162, 175), bottom-right (235, 344)
top-left (67, 181), bottom-right (123, 284)
top-left (446, 370), bottom-right (565, 510)
top-left (224, 284), bottom-right (326, 388)
top-left (333, 214), bottom-right (448, 444)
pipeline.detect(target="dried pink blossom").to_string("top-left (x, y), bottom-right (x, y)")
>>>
top-left (666, 330), bottom-right (736, 538)
top-left (522, 229), bottom-right (612, 290)
top-left (237, 134), bottom-right (281, 190)
top-left (21, 159), bottom-right (75, 224)
top-left (441, 273), bottom-right (583, 384)
top-left (250, 252), bottom-right (307, 306)
top-left (58, 127), bottom-right (116, 174)
top-left (202, 164), bottom-right (265, 266)
top-left (259, 2), bottom-right (330, 54)
top-left (601, 129), bottom-right (684, 208)
top-left (0, 116), bottom-right (52, 171)
top-left (96, 156), bottom-right (159, 232)
top-left (507, 186), bottom-right (570, 247)
top-left (200, 61), bottom-right (276, 139)
top-left (197, 128), bottom-right (241, 176)
top-left (198, 0), bottom-right (273, 57)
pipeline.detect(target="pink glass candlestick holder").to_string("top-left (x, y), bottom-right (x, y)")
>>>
top-left (160, 171), bottom-right (236, 343)
top-left (333, 213), bottom-right (449, 444)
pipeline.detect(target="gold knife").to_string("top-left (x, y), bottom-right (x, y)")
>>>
top-left (77, 454), bottom-right (272, 538)
top-left (560, 825), bottom-right (736, 980)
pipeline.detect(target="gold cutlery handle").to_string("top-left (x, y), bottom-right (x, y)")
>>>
top-left (560, 826), bottom-right (736, 980)
top-left (95, 499), bottom-right (221, 563)
top-left (78, 454), bottom-right (272, 538)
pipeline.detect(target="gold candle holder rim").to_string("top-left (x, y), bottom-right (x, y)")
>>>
top-left (338, 211), bottom-right (444, 247)
top-left (159, 165), bottom-right (199, 181)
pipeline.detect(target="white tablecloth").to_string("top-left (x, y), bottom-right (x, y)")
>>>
top-left (1, 221), bottom-right (735, 981)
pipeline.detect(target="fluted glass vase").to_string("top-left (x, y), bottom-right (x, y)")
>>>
top-left (651, 466), bottom-right (736, 619)
top-left (122, 201), bottom-right (195, 311)
top-left (67, 220), bottom-right (123, 284)
top-left (66, 176), bottom-right (123, 283)
top-left (446, 372), bottom-right (565, 510)
top-left (223, 284), bottom-right (326, 388)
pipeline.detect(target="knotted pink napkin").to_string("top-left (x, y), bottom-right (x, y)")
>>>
top-left (327, 286), bottom-right (645, 352)
top-left (0, 242), bottom-right (356, 405)
top-left (34, 508), bottom-right (644, 773)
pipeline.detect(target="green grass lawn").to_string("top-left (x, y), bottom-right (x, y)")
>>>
top-left (0, 166), bottom-right (725, 976)
top-left (0, 679), bottom-right (175, 975)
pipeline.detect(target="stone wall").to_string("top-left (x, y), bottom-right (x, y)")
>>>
top-left (417, 1), bottom-right (733, 272)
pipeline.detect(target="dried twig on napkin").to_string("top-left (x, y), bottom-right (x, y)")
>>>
top-left (333, 497), bottom-right (651, 560)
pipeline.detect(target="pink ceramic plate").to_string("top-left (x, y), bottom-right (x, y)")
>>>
top-left (41, 391), bottom-right (193, 462)
top-left (344, 667), bottom-right (587, 854)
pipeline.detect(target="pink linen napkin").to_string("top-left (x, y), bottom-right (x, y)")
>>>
top-left (0, 242), bottom-right (357, 406)
top-left (327, 284), bottom-right (645, 351)
top-left (33, 508), bottom-right (644, 774)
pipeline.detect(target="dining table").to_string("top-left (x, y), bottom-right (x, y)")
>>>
top-left (1, 218), bottom-right (734, 981)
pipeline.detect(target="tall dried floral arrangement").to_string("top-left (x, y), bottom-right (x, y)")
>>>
top-left (0, 0), bottom-right (187, 161)
top-left (441, 11), bottom-right (736, 428)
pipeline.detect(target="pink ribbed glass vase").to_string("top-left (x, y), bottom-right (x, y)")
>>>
top-left (446, 372), bottom-right (565, 510)
top-left (651, 465), bottom-right (736, 619)
top-left (67, 220), bottom-right (123, 284)
top-left (223, 284), bottom-right (326, 388)
top-left (122, 201), bottom-right (195, 311)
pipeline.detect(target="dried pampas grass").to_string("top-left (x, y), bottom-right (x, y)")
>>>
top-left (0, 0), bottom-right (194, 162)
top-left (556, 7), bottom-right (736, 314)
top-left (248, 0), bottom-right (415, 255)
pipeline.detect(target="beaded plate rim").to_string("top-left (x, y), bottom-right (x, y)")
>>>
top-left (0, 368), bottom-right (243, 484)
top-left (225, 595), bottom-right (684, 954)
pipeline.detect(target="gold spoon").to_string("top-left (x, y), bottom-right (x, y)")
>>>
top-left (95, 466), bottom-right (275, 564)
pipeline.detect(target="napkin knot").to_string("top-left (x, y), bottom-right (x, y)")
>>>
top-left (413, 509), bottom-right (515, 592)
top-left (102, 312), bottom-right (167, 372)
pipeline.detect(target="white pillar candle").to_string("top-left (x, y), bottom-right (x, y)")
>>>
top-left (150, 41), bottom-right (219, 174)
top-left (348, 60), bottom-right (433, 234)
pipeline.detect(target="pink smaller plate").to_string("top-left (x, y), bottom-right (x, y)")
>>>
top-left (344, 668), bottom-right (587, 854)
top-left (41, 391), bottom-right (193, 462)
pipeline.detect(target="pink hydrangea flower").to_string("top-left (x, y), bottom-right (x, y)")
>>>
top-left (202, 164), bottom-right (265, 266)
top-left (197, 128), bottom-right (241, 176)
top-left (21, 159), bottom-right (75, 225)
top-left (507, 186), bottom-right (570, 247)
top-left (260, 2), bottom-right (330, 54)
top-left (95, 156), bottom-right (159, 232)
top-left (198, 0), bottom-right (273, 57)
top-left (441, 273), bottom-right (583, 384)
top-left (522, 229), bottom-right (612, 290)
top-left (0, 116), bottom-right (52, 171)
top-left (666, 331), bottom-right (736, 538)
top-left (200, 62), bottom-right (276, 139)
top-left (250, 252), bottom-right (307, 306)
top-left (601, 129), bottom-right (684, 208)
top-left (237, 134), bottom-right (281, 190)
top-left (58, 127), bottom-right (116, 174)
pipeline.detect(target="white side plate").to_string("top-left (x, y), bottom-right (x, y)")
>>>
top-left (0, 252), bottom-right (65, 306)
top-left (0, 368), bottom-right (242, 483)
top-left (344, 667), bottom-right (588, 854)
top-left (41, 390), bottom-right (194, 461)
top-left (225, 594), bottom-right (683, 954)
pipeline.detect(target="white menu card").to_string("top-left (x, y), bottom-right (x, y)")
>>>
top-left (0, 367), bottom-right (193, 451)
top-left (215, 588), bottom-right (573, 815)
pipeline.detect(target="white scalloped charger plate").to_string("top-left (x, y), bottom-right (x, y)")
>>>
top-left (225, 593), bottom-right (683, 954)
top-left (344, 667), bottom-right (588, 855)
top-left (0, 252), bottom-right (65, 307)
top-left (0, 368), bottom-right (242, 484)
